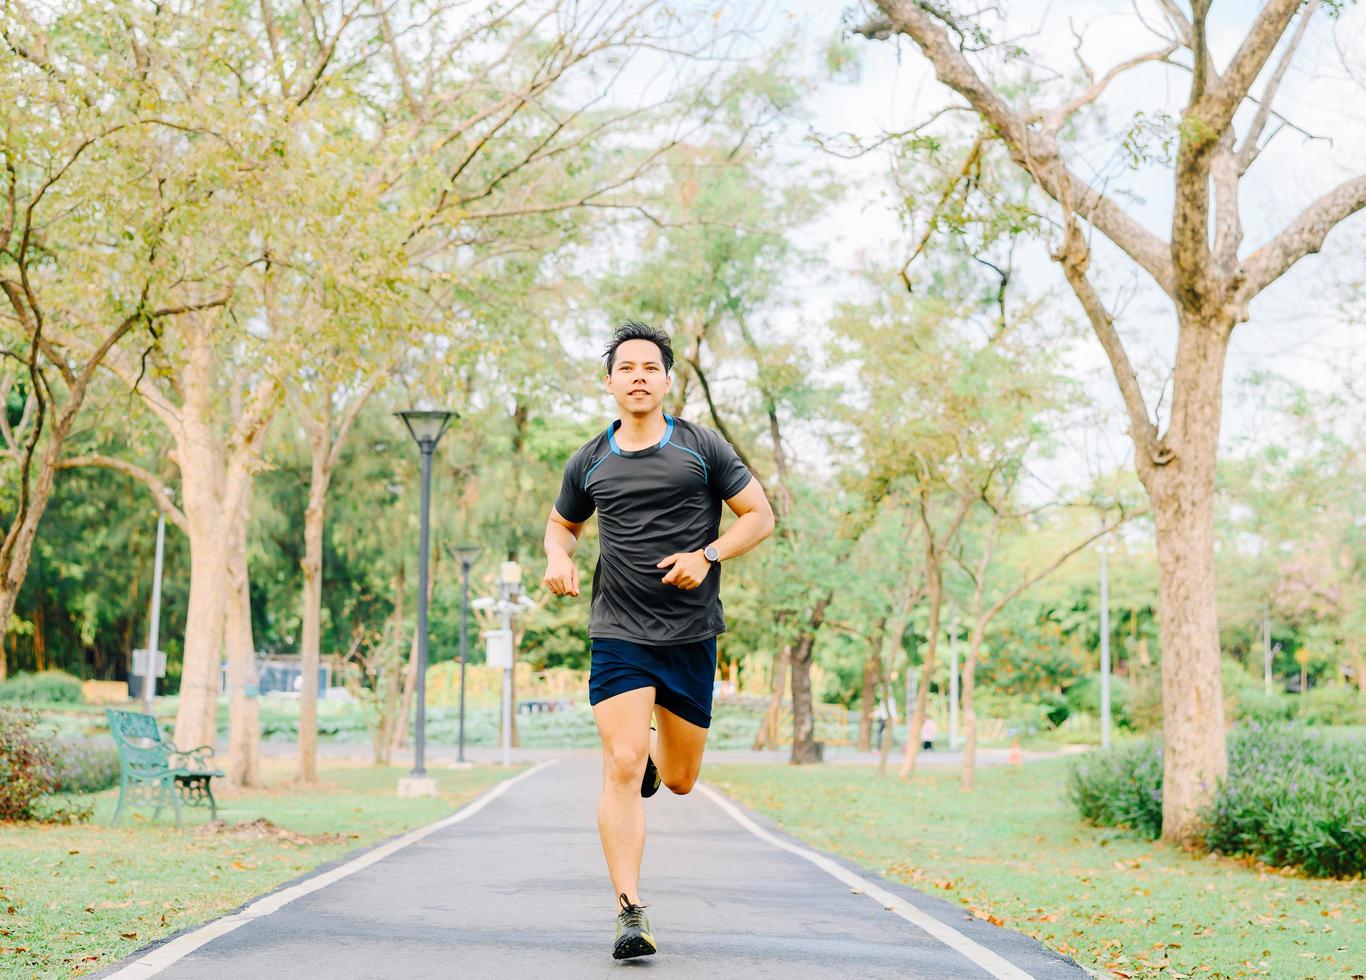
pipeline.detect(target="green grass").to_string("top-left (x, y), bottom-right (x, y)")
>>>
top-left (707, 759), bottom-right (1365, 979)
top-left (0, 760), bottom-right (520, 978)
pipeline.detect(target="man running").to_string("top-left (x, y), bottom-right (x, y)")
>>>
top-left (542, 321), bottom-right (775, 961)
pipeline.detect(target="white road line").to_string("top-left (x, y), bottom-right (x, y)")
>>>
top-left (105, 760), bottom-right (558, 980)
top-left (696, 781), bottom-right (1036, 980)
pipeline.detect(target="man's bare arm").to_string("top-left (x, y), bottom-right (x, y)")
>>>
top-left (658, 478), bottom-right (775, 590)
top-left (711, 478), bottom-right (776, 561)
top-left (543, 508), bottom-right (586, 597)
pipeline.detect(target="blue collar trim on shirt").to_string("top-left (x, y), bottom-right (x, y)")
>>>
top-left (608, 415), bottom-right (674, 455)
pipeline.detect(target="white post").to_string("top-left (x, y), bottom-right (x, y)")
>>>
top-left (501, 600), bottom-right (513, 767)
top-left (1100, 531), bottom-right (1111, 750)
top-left (143, 513), bottom-right (166, 714)
top-left (496, 559), bottom-right (522, 768)
top-left (948, 611), bottom-right (959, 751)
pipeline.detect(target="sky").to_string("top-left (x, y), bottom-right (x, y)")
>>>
top-left (730, 0), bottom-right (1366, 491)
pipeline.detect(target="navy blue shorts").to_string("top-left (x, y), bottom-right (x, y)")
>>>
top-left (588, 636), bottom-right (717, 729)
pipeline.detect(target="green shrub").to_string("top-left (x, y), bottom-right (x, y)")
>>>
top-left (1066, 739), bottom-right (1163, 839)
top-left (1038, 690), bottom-right (1070, 728)
top-left (1069, 724), bottom-right (1366, 877)
top-left (0, 706), bottom-right (60, 820)
top-left (50, 738), bottom-right (120, 794)
top-left (0, 706), bottom-right (55, 816)
top-left (1295, 685), bottom-right (1365, 726)
top-left (1203, 724), bottom-right (1366, 878)
top-left (1124, 672), bottom-right (1164, 732)
top-left (1064, 673), bottom-right (1133, 729)
top-left (0, 670), bottom-right (83, 704)
top-left (1232, 688), bottom-right (1296, 724)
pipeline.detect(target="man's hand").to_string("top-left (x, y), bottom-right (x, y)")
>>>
top-left (657, 550), bottom-right (712, 590)
top-left (543, 552), bottom-right (580, 597)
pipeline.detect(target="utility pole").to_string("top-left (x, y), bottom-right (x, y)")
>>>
top-left (141, 512), bottom-right (166, 714)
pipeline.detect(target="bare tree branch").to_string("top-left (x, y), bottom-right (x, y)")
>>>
top-left (1038, 42), bottom-right (1179, 131)
top-left (59, 453), bottom-right (189, 533)
top-left (1236, 0), bottom-right (1319, 174)
top-left (1200, 0), bottom-right (1301, 139)
top-left (864, 0), bottom-right (1176, 296)
top-left (980, 510), bottom-right (1141, 627)
top-left (1053, 219), bottom-right (1166, 469)
top-left (1238, 174), bottom-right (1366, 303)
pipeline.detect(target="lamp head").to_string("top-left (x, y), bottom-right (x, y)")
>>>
top-left (457, 544), bottom-right (481, 567)
top-left (396, 410), bottom-right (456, 451)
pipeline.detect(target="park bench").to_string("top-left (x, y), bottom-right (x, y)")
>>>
top-left (105, 708), bottom-right (223, 826)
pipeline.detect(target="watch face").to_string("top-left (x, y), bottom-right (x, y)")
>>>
top-left (704, 546), bottom-right (719, 562)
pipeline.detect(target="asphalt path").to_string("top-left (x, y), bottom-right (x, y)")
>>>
top-left (102, 757), bottom-right (1089, 979)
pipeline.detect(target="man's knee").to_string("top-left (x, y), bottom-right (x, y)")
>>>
top-left (604, 742), bottom-right (647, 785)
top-left (662, 766), bottom-right (699, 795)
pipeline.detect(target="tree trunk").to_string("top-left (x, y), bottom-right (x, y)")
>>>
top-left (34, 606), bottom-right (46, 671)
top-left (1142, 319), bottom-right (1230, 846)
top-left (0, 305), bottom-right (145, 659)
top-left (391, 630), bottom-right (419, 751)
top-left (789, 597), bottom-right (830, 764)
top-left (876, 661), bottom-right (896, 778)
top-left (371, 562), bottom-right (405, 765)
top-left (960, 624), bottom-right (985, 790)
top-left (900, 568), bottom-right (942, 778)
top-left (858, 651), bottom-right (879, 752)
top-left (297, 432), bottom-right (329, 784)
top-left (0, 409), bottom-right (78, 649)
top-left (858, 617), bottom-right (888, 751)
top-left (174, 421), bottom-right (229, 751)
top-left (752, 645), bottom-right (789, 750)
top-left (224, 477), bottom-right (261, 788)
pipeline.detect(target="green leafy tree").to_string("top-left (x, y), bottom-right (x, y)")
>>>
top-left (857, 0), bottom-right (1366, 843)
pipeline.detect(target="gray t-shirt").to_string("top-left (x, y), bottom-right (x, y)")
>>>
top-left (554, 414), bottom-right (754, 645)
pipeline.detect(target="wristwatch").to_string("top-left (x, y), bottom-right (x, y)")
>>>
top-left (703, 545), bottom-right (720, 564)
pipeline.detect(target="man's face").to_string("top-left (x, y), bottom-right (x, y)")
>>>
top-left (605, 338), bottom-right (672, 416)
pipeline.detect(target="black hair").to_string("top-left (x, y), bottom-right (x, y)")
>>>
top-left (603, 320), bottom-right (674, 375)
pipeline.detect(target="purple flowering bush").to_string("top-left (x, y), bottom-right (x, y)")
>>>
top-left (1066, 739), bottom-right (1164, 839)
top-left (50, 737), bottom-right (120, 794)
top-left (1204, 724), bottom-right (1366, 878)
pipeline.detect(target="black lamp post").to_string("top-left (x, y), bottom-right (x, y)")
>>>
top-left (396, 409), bottom-right (455, 780)
top-left (455, 544), bottom-right (481, 764)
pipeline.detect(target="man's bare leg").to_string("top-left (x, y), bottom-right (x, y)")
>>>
top-left (651, 704), bottom-right (709, 795)
top-left (593, 686), bottom-right (656, 905)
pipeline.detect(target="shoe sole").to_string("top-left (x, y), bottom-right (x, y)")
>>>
top-left (641, 757), bottom-right (661, 798)
top-left (612, 934), bottom-right (657, 960)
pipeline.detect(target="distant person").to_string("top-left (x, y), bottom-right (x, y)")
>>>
top-left (921, 716), bottom-right (937, 751)
top-left (874, 692), bottom-right (899, 748)
top-left (542, 322), bottom-right (775, 961)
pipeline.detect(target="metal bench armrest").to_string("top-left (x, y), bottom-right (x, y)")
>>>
top-left (169, 744), bottom-right (217, 770)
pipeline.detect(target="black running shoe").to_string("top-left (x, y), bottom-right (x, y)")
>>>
top-left (641, 754), bottom-right (661, 798)
top-left (613, 893), bottom-right (656, 960)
